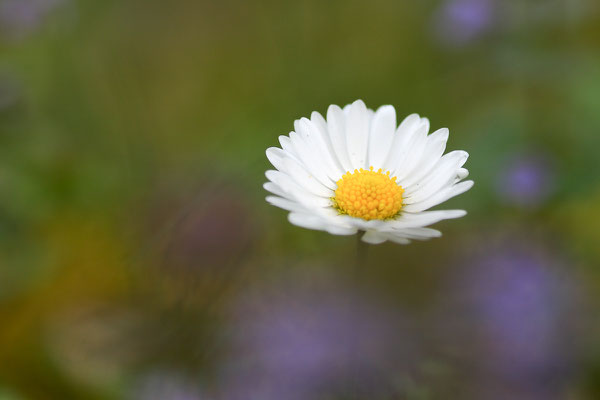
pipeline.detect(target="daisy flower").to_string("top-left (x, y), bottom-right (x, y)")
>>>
top-left (264, 100), bottom-right (473, 244)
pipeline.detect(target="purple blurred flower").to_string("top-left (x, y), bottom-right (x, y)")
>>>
top-left (219, 274), bottom-right (417, 399)
top-left (432, 0), bottom-right (495, 46)
top-left (0, 0), bottom-right (63, 40)
top-left (130, 371), bottom-right (205, 400)
top-left (464, 249), bottom-right (572, 378)
top-left (496, 153), bottom-right (555, 208)
top-left (436, 239), bottom-right (580, 397)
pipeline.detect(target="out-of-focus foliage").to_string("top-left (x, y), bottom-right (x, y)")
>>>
top-left (1, 0), bottom-right (599, 399)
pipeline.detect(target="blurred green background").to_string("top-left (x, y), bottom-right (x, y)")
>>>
top-left (1, 0), bottom-right (600, 399)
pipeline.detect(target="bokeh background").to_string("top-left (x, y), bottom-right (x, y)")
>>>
top-left (1, 0), bottom-right (600, 399)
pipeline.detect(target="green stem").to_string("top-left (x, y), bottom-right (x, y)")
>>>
top-left (356, 231), bottom-right (368, 270)
top-left (351, 232), bottom-right (369, 399)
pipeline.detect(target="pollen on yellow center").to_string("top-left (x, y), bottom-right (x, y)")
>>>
top-left (332, 166), bottom-right (404, 221)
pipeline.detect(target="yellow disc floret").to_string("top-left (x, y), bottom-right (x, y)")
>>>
top-left (332, 166), bottom-right (404, 221)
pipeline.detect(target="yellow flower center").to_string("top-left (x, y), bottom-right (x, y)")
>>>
top-left (332, 166), bottom-right (404, 221)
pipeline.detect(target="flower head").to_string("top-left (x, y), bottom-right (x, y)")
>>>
top-left (264, 100), bottom-right (473, 244)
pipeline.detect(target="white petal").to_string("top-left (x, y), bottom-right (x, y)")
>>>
top-left (300, 118), bottom-right (344, 181)
top-left (385, 235), bottom-right (411, 245)
top-left (282, 157), bottom-right (333, 198)
top-left (456, 168), bottom-right (469, 181)
top-left (266, 195), bottom-right (307, 213)
top-left (394, 227), bottom-right (442, 239)
top-left (383, 114), bottom-right (424, 174)
top-left (361, 230), bottom-right (388, 244)
top-left (327, 104), bottom-right (353, 172)
top-left (288, 213), bottom-right (356, 235)
top-left (310, 112), bottom-right (344, 173)
top-left (288, 212), bottom-right (328, 230)
top-left (265, 147), bottom-right (288, 171)
top-left (265, 170), bottom-right (333, 208)
top-left (327, 225), bottom-right (358, 235)
top-left (345, 100), bottom-right (370, 169)
top-left (400, 128), bottom-right (449, 188)
top-left (382, 113), bottom-right (422, 172)
top-left (419, 117), bottom-right (430, 134)
top-left (402, 180), bottom-right (474, 213)
top-left (391, 119), bottom-right (430, 180)
top-left (398, 114), bottom-right (422, 134)
top-left (288, 131), bottom-right (335, 189)
top-left (336, 215), bottom-right (388, 231)
top-left (368, 105), bottom-right (396, 169)
top-left (403, 150), bottom-right (469, 203)
top-left (278, 135), bottom-right (299, 159)
top-left (263, 181), bottom-right (286, 198)
top-left (384, 209), bottom-right (467, 230)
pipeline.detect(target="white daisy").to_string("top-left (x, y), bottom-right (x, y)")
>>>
top-left (264, 100), bottom-right (474, 244)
